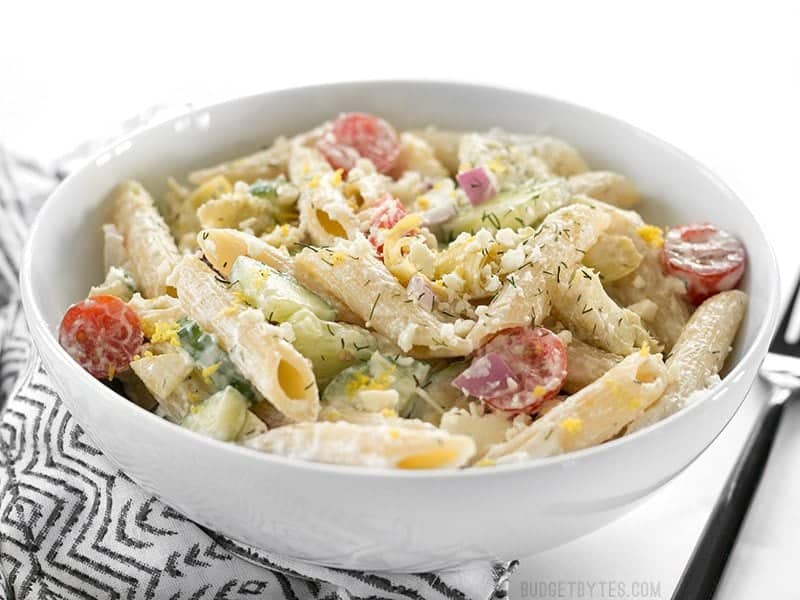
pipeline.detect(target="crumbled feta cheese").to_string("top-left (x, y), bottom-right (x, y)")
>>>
top-left (485, 274), bottom-right (501, 292)
top-left (499, 245), bottom-right (525, 273)
top-left (474, 229), bottom-right (494, 249)
top-left (397, 323), bottom-right (418, 352)
top-left (407, 238), bottom-right (436, 279)
top-left (454, 319), bottom-right (475, 337)
top-left (495, 228), bottom-right (517, 247)
top-left (356, 389), bottom-right (400, 412)
top-left (442, 272), bottom-right (465, 292)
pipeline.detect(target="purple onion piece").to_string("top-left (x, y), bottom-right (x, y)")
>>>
top-left (456, 166), bottom-right (496, 206)
top-left (406, 273), bottom-right (435, 311)
top-left (452, 353), bottom-right (519, 398)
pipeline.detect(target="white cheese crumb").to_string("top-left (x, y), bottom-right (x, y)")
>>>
top-left (495, 228), bottom-right (517, 247)
top-left (499, 245), bottom-right (525, 273)
top-left (397, 323), bottom-right (418, 352)
top-left (356, 389), bottom-right (400, 412)
top-left (454, 319), bottom-right (475, 337)
top-left (442, 272), bottom-right (465, 292)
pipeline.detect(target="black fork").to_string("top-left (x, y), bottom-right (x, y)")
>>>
top-left (672, 276), bottom-right (800, 600)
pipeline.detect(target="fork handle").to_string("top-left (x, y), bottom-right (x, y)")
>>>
top-left (671, 387), bottom-right (790, 600)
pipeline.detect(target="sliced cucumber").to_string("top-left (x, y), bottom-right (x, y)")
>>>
top-left (250, 176), bottom-right (300, 223)
top-left (249, 175), bottom-right (297, 208)
top-left (287, 308), bottom-right (377, 389)
top-left (176, 318), bottom-right (258, 402)
top-left (443, 178), bottom-right (570, 238)
top-left (181, 386), bottom-right (248, 441)
top-left (323, 352), bottom-right (430, 417)
top-left (405, 361), bottom-right (470, 424)
top-left (231, 255), bottom-right (336, 322)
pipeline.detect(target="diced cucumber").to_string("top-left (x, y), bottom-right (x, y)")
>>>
top-left (231, 255), bottom-right (336, 322)
top-left (250, 176), bottom-right (300, 224)
top-left (287, 308), bottom-right (377, 388)
top-left (405, 361), bottom-right (470, 424)
top-left (443, 178), bottom-right (570, 238)
top-left (322, 352), bottom-right (430, 417)
top-left (249, 175), bottom-right (297, 208)
top-left (181, 386), bottom-right (248, 441)
top-left (176, 318), bottom-right (258, 402)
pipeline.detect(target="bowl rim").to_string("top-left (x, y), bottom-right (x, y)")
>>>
top-left (19, 79), bottom-right (782, 480)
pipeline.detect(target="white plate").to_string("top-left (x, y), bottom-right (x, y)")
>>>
top-left (20, 81), bottom-right (780, 571)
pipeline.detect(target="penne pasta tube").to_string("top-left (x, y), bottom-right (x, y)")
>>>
top-left (485, 350), bottom-right (668, 461)
top-left (112, 180), bottom-right (181, 298)
top-left (577, 197), bottom-right (692, 352)
top-left (243, 421), bottom-right (476, 469)
top-left (626, 290), bottom-right (747, 432)
top-left (188, 136), bottom-right (291, 185)
top-left (197, 228), bottom-right (293, 277)
top-left (167, 255), bottom-right (320, 422)
top-left (553, 267), bottom-right (659, 355)
top-left (409, 127), bottom-right (463, 174)
top-left (563, 336), bottom-right (623, 393)
top-left (391, 132), bottom-right (449, 178)
top-left (293, 240), bottom-right (472, 357)
top-left (196, 228), bottom-right (361, 324)
top-left (568, 171), bottom-right (641, 208)
top-left (468, 204), bottom-right (611, 346)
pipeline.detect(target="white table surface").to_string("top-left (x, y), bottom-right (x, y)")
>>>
top-left (2, 2), bottom-right (799, 597)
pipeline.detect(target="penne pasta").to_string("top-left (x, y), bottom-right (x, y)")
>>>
top-left (568, 171), bottom-right (640, 208)
top-left (485, 350), bottom-right (668, 461)
top-left (626, 290), bottom-right (747, 432)
top-left (188, 136), bottom-right (291, 185)
top-left (243, 421), bottom-right (476, 469)
top-left (468, 204), bottom-right (611, 346)
top-left (196, 227), bottom-right (361, 324)
top-left (60, 111), bottom-right (750, 470)
top-left (563, 336), bottom-right (623, 394)
top-left (409, 127), bottom-right (462, 174)
top-left (112, 180), bottom-right (181, 298)
top-left (293, 239), bottom-right (472, 357)
top-left (167, 255), bottom-right (320, 422)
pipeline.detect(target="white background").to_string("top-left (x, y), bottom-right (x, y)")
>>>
top-left (2, 2), bottom-right (799, 598)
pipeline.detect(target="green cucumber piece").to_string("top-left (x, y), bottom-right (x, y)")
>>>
top-left (176, 318), bottom-right (258, 402)
top-left (287, 308), bottom-right (377, 388)
top-left (231, 255), bottom-right (336, 322)
top-left (444, 178), bottom-right (570, 238)
top-left (323, 352), bottom-right (430, 417)
top-left (181, 386), bottom-right (248, 441)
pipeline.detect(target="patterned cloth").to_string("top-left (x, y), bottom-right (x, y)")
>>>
top-left (0, 146), bottom-right (516, 599)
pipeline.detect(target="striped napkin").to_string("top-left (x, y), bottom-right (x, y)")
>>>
top-left (0, 145), bottom-right (516, 599)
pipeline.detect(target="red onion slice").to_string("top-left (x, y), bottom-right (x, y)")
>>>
top-left (406, 273), bottom-right (435, 311)
top-left (452, 353), bottom-right (519, 398)
top-left (456, 167), bottom-right (496, 206)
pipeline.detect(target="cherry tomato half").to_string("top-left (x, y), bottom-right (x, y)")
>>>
top-left (661, 223), bottom-right (746, 305)
top-left (476, 326), bottom-right (568, 414)
top-left (317, 113), bottom-right (400, 175)
top-left (58, 295), bottom-right (143, 379)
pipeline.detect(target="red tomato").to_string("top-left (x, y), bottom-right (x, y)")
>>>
top-left (661, 223), bottom-right (746, 305)
top-left (316, 113), bottom-right (400, 174)
top-left (476, 326), bottom-right (568, 414)
top-left (366, 194), bottom-right (409, 255)
top-left (58, 295), bottom-right (143, 379)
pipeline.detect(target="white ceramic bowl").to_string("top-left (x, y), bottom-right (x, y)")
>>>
top-left (20, 81), bottom-right (780, 571)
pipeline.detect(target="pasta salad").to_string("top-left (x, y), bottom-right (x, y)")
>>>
top-left (58, 113), bottom-right (748, 469)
